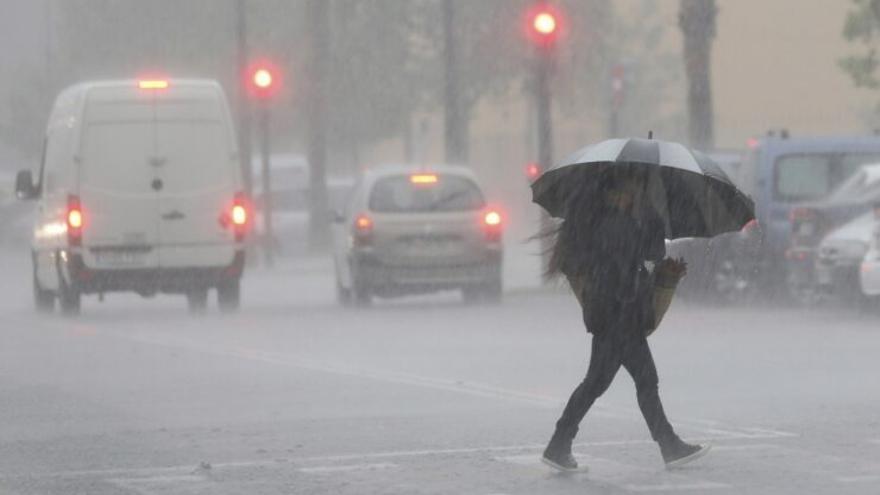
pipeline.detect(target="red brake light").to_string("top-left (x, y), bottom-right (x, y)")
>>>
top-left (68, 209), bottom-right (83, 229)
top-left (226, 193), bottom-right (250, 241)
top-left (354, 214), bottom-right (373, 232)
top-left (232, 204), bottom-right (247, 226)
top-left (484, 210), bottom-right (502, 227)
top-left (139, 79), bottom-right (169, 90)
top-left (353, 213), bottom-right (373, 246)
top-left (482, 209), bottom-right (503, 243)
top-left (67, 195), bottom-right (83, 246)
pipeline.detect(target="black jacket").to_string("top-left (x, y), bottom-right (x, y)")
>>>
top-left (562, 207), bottom-right (665, 334)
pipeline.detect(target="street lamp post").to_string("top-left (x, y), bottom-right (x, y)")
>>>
top-left (248, 64), bottom-right (280, 267)
top-left (526, 3), bottom-right (561, 269)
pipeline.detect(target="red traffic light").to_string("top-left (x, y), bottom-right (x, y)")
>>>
top-left (245, 60), bottom-right (282, 99)
top-left (526, 162), bottom-right (542, 181)
top-left (533, 12), bottom-right (556, 35)
top-left (526, 4), bottom-right (562, 46)
top-left (253, 69), bottom-right (273, 90)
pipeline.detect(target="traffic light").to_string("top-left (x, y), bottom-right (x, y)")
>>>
top-left (245, 60), bottom-right (281, 100)
top-left (526, 4), bottom-right (561, 47)
top-left (525, 162), bottom-right (542, 182)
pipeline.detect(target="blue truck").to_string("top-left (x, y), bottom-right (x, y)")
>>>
top-left (734, 134), bottom-right (880, 298)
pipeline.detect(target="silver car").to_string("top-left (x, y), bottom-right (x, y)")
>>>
top-left (332, 165), bottom-right (503, 305)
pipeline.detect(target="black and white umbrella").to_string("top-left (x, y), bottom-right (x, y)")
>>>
top-left (531, 137), bottom-right (755, 239)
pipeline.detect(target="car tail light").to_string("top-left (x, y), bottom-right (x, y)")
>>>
top-left (353, 213), bottom-right (373, 246)
top-left (67, 195), bottom-right (83, 246)
top-left (482, 209), bottom-right (503, 242)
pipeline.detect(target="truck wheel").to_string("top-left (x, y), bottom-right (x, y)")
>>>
top-left (217, 280), bottom-right (241, 313)
top-left (33, 272), bottom-right (55, 313)
top-left (463, 277), bottom-right (502, 305)
top-left (336, 277), bottom-right (352, 306)
top-left (187, 289), bottom-right (209, 314)
top-left (352, 277), bottom-right (371, 307)
top-left (482, 277), bottom-right (503, 303)
top-left (58, 285), bottom-right (81, 316)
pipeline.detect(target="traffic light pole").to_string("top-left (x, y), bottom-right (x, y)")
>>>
top-left (258, 103), bottom-right (274, 268)
top-left (535, 47), bottom-right (555, 270)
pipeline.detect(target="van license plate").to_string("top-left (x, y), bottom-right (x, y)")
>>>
top-left (95, 250), bottom-right (146, 266)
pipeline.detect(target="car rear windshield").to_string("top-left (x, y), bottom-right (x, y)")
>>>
top-left (368, 174), bottom-right (485, 213)
top-left (774, 153), bottom-right (880, 202)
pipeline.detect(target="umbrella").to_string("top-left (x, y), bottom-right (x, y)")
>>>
top-left (531, 137), bottom-right (755, 239)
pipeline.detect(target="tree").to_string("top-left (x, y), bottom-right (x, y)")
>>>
top-left (841, 0), bottom-right (880, 92)
top-left (679, 0), bottom-right (717, 150)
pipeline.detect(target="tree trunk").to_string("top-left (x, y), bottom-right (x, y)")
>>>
top-left (443, 0), bottom-right (467, 164)
top-left (307, 0), bottom-right (331, 251)
top-left (679, 0), bottom-right (716, 150)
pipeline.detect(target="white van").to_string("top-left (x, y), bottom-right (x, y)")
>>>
top-left (15, 79), bottom-right (248, 315)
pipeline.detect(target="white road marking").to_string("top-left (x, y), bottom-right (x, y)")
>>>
top-left (298, 462), bottom-right (398, 474)
top-left (710, 443), bottom-right (780, 451)
top-left (108, 474), bottom-right (207, 495)
top-left (836, 474), bottom-right (880, 483)
top-left (111, 331), bottom-right (799, 443)
top-left (623, 482), bottom-right (729, 491)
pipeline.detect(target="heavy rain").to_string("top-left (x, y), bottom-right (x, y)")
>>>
top-left (1, 1), bottom-right (879, 494)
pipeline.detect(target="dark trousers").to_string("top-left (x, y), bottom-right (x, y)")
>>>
top-left (553, 327), bottom-right (678, 447)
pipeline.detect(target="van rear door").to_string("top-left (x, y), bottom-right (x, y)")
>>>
top-left (79, 117), bottom-right (160, 269)
top-left (154, 100), bottom-right (238, 268)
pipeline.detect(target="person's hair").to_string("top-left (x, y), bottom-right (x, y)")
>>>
top-left (541, 165), bottom-right (647, 281)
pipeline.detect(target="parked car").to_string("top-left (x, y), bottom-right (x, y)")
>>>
top-left (16, 78), bottom-right (248, 315)
top-left (667, 149), bottom-right (760, 301)
top-left (858, 211), bottom-right (880, 303)
top-left (786, 163), bottom-right (880, 302)
top-left (331, 165), bottom-right (503, 305)
top-left (733, 133), bottom-right (880, 298)
top-left (814, 211), bottom-right (876, 303)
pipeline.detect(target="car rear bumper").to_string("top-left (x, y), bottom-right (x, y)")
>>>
top-left (353, 251), bottom-right (501, 293)
top-left (815, 259), bottom-right (860, 296)
top-left (67, 250), bottom-right (244, 294)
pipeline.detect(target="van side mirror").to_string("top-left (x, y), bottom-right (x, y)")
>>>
top-left (15, 170), bottom-right (37, 200)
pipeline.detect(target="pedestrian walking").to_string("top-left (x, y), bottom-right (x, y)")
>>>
top-left (530, 137), bottom-right (755, 472)
top-left (541, 170), bottom-right (708, 472)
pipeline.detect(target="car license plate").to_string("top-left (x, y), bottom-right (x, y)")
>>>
top-left (94, 250), bottom-right (146, 266)
top-left (815, 265), bottom-right (832, 285)
top-left (798, 223), bottom-right (815, 236)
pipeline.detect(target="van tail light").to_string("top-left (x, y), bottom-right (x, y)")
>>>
top-left (482, 209), bottom-right (503, 242)
top-left (233, 193), bottom-right (250, 242)
top-left (67, 195), bottom-right (83, 246)
top-left (352, 213), bottom-right (373, 246)
top-left (220, 192), bottom-right (251, 242)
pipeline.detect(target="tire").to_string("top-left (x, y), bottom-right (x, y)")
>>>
top-left (336, 277), bottom-right (352, 306)
top-left (33, 271), bottom-right (55, 313)
top-left (482, 277), bottom-right (503, 303)
top-left (58, 285), bottom-right (81, 316)
top-left (352, 276), bottom-right (371, 307)
top-left (187, 289), bottom-right (209, 314)
top-left (463, 277), bottom-right (502, 305)
top-left (217, 280), bottom-right (241, 313)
